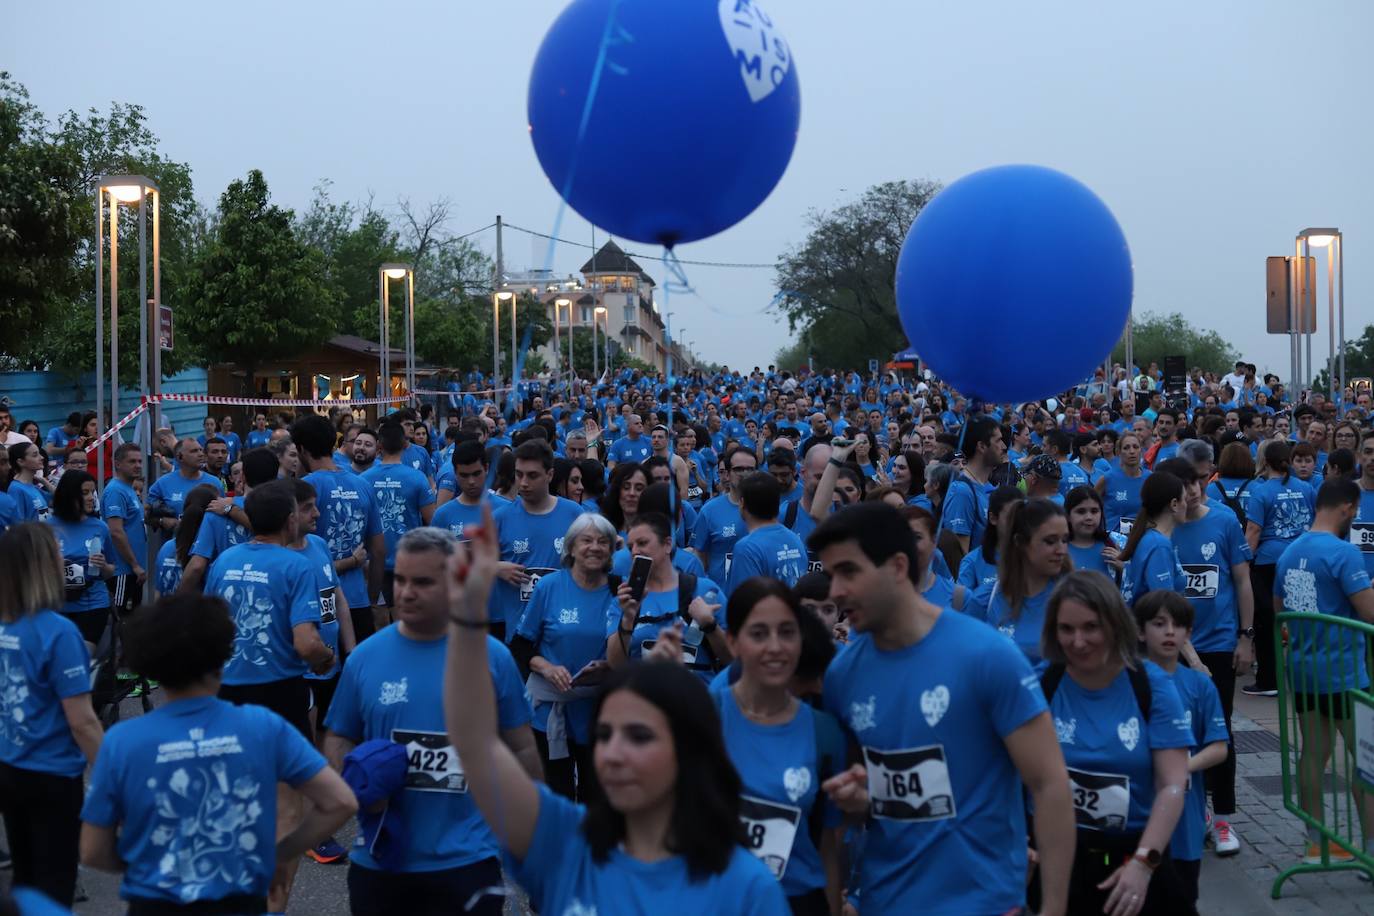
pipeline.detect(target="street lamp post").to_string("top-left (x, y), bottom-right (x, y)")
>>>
top-left (554, 298), bottom-right (570, 380)
top-left (379, 264), bottom-right (414, 410)
top-left (594, 306), bottom-right (607, 379)
top-left (1298, 229), bottom-right (1344, 402)
top-left (495, 292), bottom-right (512, 408)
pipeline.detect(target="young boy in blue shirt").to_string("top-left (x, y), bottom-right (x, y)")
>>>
top-left (1133, 591), bottom-right (1229, 906)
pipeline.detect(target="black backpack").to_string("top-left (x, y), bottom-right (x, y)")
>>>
top-left (1040, 662), bottom-right (1152, 723)
top-left (1211, 478), bottom-right (1252, 529)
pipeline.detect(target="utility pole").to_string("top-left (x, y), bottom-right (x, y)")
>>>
top-left (494, 214), bottom-right (503, 405)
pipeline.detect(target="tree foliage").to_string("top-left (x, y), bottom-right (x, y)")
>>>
top-left (773, 179), bottom-right (940, 370)
top-left (1109, 311), bottom-right (1240, 374)
top-left (1313, 324), bottom-right (1374, 393)
top-left (183, 170), bottom-right (337, 391)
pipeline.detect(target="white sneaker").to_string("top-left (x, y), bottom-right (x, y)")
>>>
top-left (1214, 819), bottom-right (1241, 857)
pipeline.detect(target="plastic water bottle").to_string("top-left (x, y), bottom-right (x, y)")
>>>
top-left (85, 536), bottom-right (102, 580)
top-left (683, 620), bottom-right (704, 661)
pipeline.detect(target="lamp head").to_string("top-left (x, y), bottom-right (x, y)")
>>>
top-left (497, 292), bottom-right (514, 301)
top-left (555, 298), bottom-right (570, 307)
top-left (594, 306), bottom-right (606, 315)
top-left (107, 185), bottom-right (144, 203)
top-left (1299, 228), bottom-right (1339, 248)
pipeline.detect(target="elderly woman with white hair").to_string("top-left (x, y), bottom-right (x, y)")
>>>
top-left (509, 511), bottom-right (617, 801)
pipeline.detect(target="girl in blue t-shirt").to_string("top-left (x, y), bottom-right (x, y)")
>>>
top-left (43, 471), bottom-right (115, 647)
top-left (1066, 485), bottom-right (1119, 577)
top-left (0, 522), bottom-right (103, 908)
top-left (713, 577), bottom-right (846, 912)
top-left (1040, 571), bottom-right (1194, 914)
top-left (1117, 472), bottom-right (1188, 609)
top-left (443, 509), bottom-right (790, 916)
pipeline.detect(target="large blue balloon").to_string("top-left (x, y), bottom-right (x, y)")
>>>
top-left (895, 165), bottom-right (1132, 404)
top-left (528, 0), bottom-right (800, 247)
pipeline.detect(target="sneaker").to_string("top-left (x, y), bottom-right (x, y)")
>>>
top-left (1241, 684), bottom-right (1278, 697)
top-left (305, 838), bottom-right (348, 864)
top-left (1213, 819), bottom-right (1240, 857)
top-left (1304, 841), bottom-right (1355, 864)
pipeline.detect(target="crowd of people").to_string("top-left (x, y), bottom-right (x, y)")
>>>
top-left (0, 354), bottom-right (1371, 915)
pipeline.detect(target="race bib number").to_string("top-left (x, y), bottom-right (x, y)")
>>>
top-left (392, 729), bottom-right (466, 793)
top-left (640, 638), bottom-right (700, 667)
top-left (1351, 523), bottom-right (1374, 553)
top-left (1118, 517), bottom-right (1135, 536)
top-left (63, 562), bottom-right (86, 589)
top-left (739, 795), bottom-right (801, 880)
top-left (686, 485), bottom-right (704, 501)
top-left (806, 553), bottom-right (825, 575)
top-left (724, 553), bottom-right (733, 577)
top-left (319, 587), bottom-right (337, 625)
top-left (1068, 767), bottom-right (1129, 831)
top-left (1181, 564), bottom-right (1219, 600)
top-left (520, 567), bottom-right (557, 603)
top-left (863, 745), bottom-right (955, 821)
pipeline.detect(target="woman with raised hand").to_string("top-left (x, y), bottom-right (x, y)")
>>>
top-left (442, 506), bottom-right (789, 915)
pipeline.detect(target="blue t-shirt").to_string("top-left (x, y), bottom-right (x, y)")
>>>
top-left (81, 696), bottom-right (324, 905)
top-left (506, 783), bottom-right (788, 916)
top-left (155, 539), bottom-right (181, 595)
top-left (45, 516), bottom-right (115, 613)
top-left (725, 523), bottom-right (807, 595)
top-left (1251, 476), bottom-right (1316, 565)
top-left (0, 611), bottom-right (91, 776)
top-left (303, 469), bottom-right (383, 609)
top-left (715, 690), bottom-right (840, 896)
top-left (8, 479), bottom-right (50, 522)
top-left (1171, 509), bottom-right (1251, 653)
top-left (822, 611), bottom-right (1047, 915)
top-left (147, 471), bottom-right (223, 518)
top-left (1163, 666), bottom-right (1228, 861)
top-left (297, 534), bottom-right (343, 681)
top-left (246, 429), bottom-right (272, 450)
top-left (956, 546), bottom-right (998, 590)
top-left (1048, 662), bottom-right (1192, 833)
top-left (611, 546), bottom-right (705, 579)
top-left (401, 443), bottom-right (432, 478)
top-left (205, 542), bottom-right (321, 685)
top-left (514, 569), bottom-right (614, 744)
top-left (1068, 542), bottom-right (1112, 575)
top-left (361, 463), bottom-right (436, 570)
top-left (189, 497), bottom-right (250, 568)
top-left (324, 628), bottom-right (531, 872)
top-left (1058, 461), bottom-right (1093, 498)
top-left (431, 498), bottom-right (487, 541)
top-left (607, 435), bottom-right (652, 465)
top-left (1101, 468), bottom-right (1149, 536)
top-left (0, 490), bottom-right (16, 532)
top-left (966, 580), bottom-right (1056, 670)
top-left (1276, 531), bottom-right (1373, 694)
top-left (493, 498), bottom-right (587, 629)
top-left (101, 478), bottom-right (147, 576)
top-left (1210, 478), bottom-right (1257, 523)
top-left (941, 474), bottom-right (989, 548)
top-left (605, 575), bottom-right (725, 681)
top-left (1348, 486), bottom-right (1374, 577)
top-left (1121, 529), bottom-right (1185, 608)
top-left (692, 495), bottom-right (746, 585)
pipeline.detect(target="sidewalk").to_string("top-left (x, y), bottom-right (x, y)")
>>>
top-left (1197, 690), bottom-right (1374, 914)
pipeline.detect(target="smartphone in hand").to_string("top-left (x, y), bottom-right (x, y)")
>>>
top-left (627, 555), bottom-right (653, 602)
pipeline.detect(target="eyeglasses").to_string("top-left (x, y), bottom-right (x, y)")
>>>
top-left (728, 465), bottom-right (756, 473)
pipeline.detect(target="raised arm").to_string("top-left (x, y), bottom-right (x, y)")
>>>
top-left (442, 505), bottom-right (542, 858)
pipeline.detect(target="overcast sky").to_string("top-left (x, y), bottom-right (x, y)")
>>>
top-left (9, 0), bottom-right (1370, 377)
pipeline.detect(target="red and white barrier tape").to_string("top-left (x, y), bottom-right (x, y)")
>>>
top-left (410, 387), bottom-right (516, 398)
top-left (83, 401), bottom-right (149, 453)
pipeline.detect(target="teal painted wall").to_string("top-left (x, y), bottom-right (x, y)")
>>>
top-left (1, 369), bottom-right (210, 440)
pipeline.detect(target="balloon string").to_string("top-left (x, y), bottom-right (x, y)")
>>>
top-left (542, 0), bottom-right (631, 272)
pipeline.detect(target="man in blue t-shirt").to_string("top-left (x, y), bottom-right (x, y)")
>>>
top-left (145, 438), bottom-right (224, 534)
top-left (102, 442), bottom-right (148, 613)
top-left (45, 412), bottom-right (83, 465)
top-left (180, 448), bottom-right (279, 595)
top-left (725, 472), bottom-right (806, 595)
top-left (324, 526), bottom-right (537, 913)
top-left (362, 422), bottom-right (437, 605)
top-left (432, 441), bottom-right (497, 541)
top-left (606, 414), bottom-right (651, 468)
top-left (692, 445), bottom-right (756, 586)
top-left (810, 502), bottom-right (1074, 915)
top-left (941, 418), bottom-right (1003, 554)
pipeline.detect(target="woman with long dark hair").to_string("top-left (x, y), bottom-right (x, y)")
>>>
top-left (1097, 431), bottom-right (1150, 537)
top-left (889, 449), bottom-right (925, 503)
top-left (442, 511), bottom-right (787, 914)
top-left (550, 458), bottom-right (585, 505)
top-left (957, 485), bottom-right (1024, 590)
top-left (601, 463), bottom-right (649, 535)
top-left (1117, 472), bottom-right (1188, 608)
top-left (43, 470), bottom-right (115, 647)
top-left (153, 483), bottom-right (220, 596)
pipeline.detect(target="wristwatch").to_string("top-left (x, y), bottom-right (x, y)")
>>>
top-left (699, 619), bottom-right (719, 635)
top-left (1239, 626), bottom-right (1256, 640)
top-left (1132, 847), bottom-right (1161, 871)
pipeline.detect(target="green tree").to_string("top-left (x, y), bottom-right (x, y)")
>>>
top-left (183, 170), bottom-right (337, 394)
top-left (773, 179), bottom-right (940, 370)
top-left (1313, 324), bottom-right (1374, 393)
top-left (1109, 311), bottom-right (1240, 375)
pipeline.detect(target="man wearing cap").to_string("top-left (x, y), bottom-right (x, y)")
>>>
top-left (324, 526), bottom-right (538, 915)
top-left (1024, 455), bottom-right (1063, 502)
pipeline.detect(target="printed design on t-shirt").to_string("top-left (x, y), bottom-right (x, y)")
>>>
top-left (558, 608), bottom-right (580, 625)
top-left (220, 583), bottom-right (277, 669)
top-left (1116, 716), bottom-right (1140, 752)
top-left (554, 537), bottom-right (565, 553)
top-left (0, 649), bottom-right (32, 747)
top-left (146, 758), bottom-right (266, 902)
top-left (1272, 491), bottom-right (1312, 539)
top-left (1054, 717), bottom-right (1077, 745)
top-left (560, 899), bottom-right (597, 916)
top-left (321, 489), bottom-right (365, 559)
top-left (379, 677), bottom-right (409, 706)
top-left (1283, 562), bottom-right (1318, 614)
top-left (783, 766), bottom-right (811, 803)
top-left (1200, 542), bottom-right (1216, 561)
top-left (920, 685), bottom-right (950, 727)
top-left (722, 525), bottom-right (736, 539)
top-left (372, 481), bottom-right (408, 535)
top-left (849, 695), bottom-right (876, 733)
top-left (513, 538), bottom-right (530, 557)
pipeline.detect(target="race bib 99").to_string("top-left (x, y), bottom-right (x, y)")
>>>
top-left (1067, 767), bottom-right (1129, 831)
top-left (864, 745), bottom-right (955, 821)
top-left (1181, 564), bottom-right (1220, 600)
top-left (739, 795), bottom-right (801, 880)
top-left (392, 729), bottom-right (467, 793)
top-left (1350, 524), bottom-right (1374, 553)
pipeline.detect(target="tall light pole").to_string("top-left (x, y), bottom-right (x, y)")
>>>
top-left (495, 291), bottom-right (512, 407)
top-left (1298, 229), bottom-right (1344, 402)
top-left (379, 264), bottom-right (414, 408)
top-left (94, 175), bottom-right (159, 493)
top-left (553, 298), bottom-right (570, 379)
top-left (664, 310), bottom-right (676, 380)
top-left (594, 306), bottom-right (607, 379)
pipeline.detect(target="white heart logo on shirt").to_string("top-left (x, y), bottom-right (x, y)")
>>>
top-left (1117, 717), bottom-right (1141, 752)
top-left (920, 685), bottom-right (950, 727)
top-left (1201, 542), bottom-right (1216, 561)
top-left (783, 766), bottom-right (811, 803)
top-left (718, 0), bottom-right (792, 103)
